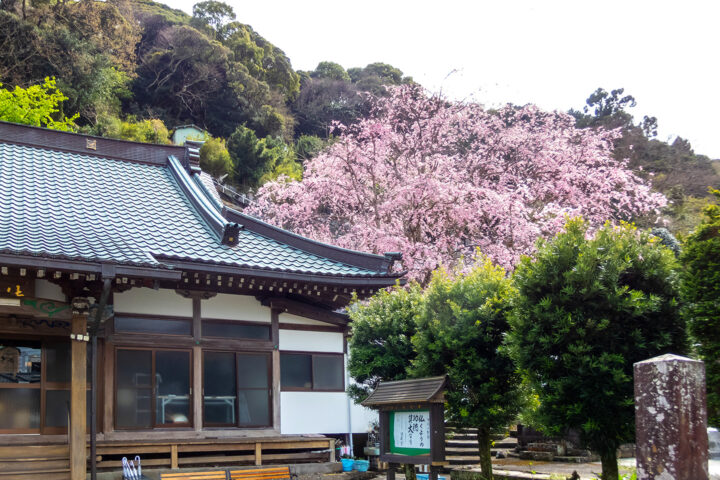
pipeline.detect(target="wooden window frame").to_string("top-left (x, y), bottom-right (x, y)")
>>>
top-left (0, 337), bottom-right (91, 435)
top-left (114, 346), bottom-right (193, 431)
top-left (113, 313), bottom-right (193, 338)
top-left (201, 350), bottom-right (272, 429)
top-left (201, 318), bottom-right (272, 341)
top-left (279, 351), bottom-right (345, 393)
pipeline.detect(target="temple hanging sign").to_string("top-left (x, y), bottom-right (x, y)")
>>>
top-left (0, 277), bottom-right (34, 298)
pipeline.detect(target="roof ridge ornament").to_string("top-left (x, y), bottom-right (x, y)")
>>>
top-left (167, 155), bottom-right (242, 246)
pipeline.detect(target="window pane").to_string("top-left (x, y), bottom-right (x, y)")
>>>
top-left (313, 355), bottom-right (344, 390)
top-left (156, 351), bottom-right (190, 425)
top-left (0, 388), bottom-right (40, 429)
top-left (203, 321), bottom-right (270, 340)
top-left (45, 342), bottom-right (71, 383)
top-left (45, 389), bottom-right (70, 428)
top-left (115, 317), bottom-right (191, 336)
top-left (204, 352), bottom-right (236, 425)
top-left (116, 350), bottom-right (152, 428)
top-left (238, 389), bottom-right (269, 426)
top-left (238, 354), bottom-right (269, 389)
top-left (280, 353), bottom-right (312, 389)
top-left (0, 341), bottom-right (41, 383)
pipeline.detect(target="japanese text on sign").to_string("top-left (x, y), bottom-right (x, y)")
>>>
top-left (393, 410), bottom-right (430, 450)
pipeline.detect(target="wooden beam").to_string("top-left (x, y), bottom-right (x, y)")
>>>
top-left (254, 442), bottom-right (262, 466)
top-left (262, 297), bottom-right (349, 326)
top-left (0, 297), bottom-right (70, 320)
top-left (70, 299), bottom-right (88, 480)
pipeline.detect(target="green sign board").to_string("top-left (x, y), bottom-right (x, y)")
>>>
top-left (389, 410), bottom-right (431, 456)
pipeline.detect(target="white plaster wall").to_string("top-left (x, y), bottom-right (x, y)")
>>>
top-left (279, 329), bottom-right (343, 353)
top-left (279, 312), bottom-right (332, 327)
top-left (113, 288), bottom-right (192, 316)
top-left (201, 294), bottom-right (270, 323)
top-left (280, 391), bottom-right (377, 434)
top-left (35, 279), bottom-right (65, 302)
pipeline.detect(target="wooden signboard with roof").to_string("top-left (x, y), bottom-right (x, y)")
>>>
top-left (362, 376), bottom-right (448, 480)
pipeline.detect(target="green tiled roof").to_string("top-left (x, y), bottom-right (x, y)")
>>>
top-left (0, 140), bottom-right (392, 278)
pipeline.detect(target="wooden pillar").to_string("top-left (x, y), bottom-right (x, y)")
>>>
top-left (255, 442), bottom-right (262, 466)
top-left (387, 463), bottom-right (396, 480)
top-left (271, 309), bottom-right (281, 432)
top-left (102, 341), bottom-right (114, 433)
top-left (171, 444), bottom-right (179, 469)
top-left (70, 298), bottom-right (89, 480)
top-left (193, 296), bottom-right (203, 431)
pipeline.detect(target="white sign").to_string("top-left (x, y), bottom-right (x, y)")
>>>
top-left (393, 411), bottom-right (430, 450)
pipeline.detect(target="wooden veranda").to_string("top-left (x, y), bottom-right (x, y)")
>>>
top-left (0, 435), bottom-right (335, 478)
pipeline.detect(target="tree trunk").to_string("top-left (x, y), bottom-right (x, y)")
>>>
top-left (599, 448), bottom-right (618, 480)
top-left (403, 464), bottom-right (417, 480)
top-left (477, 428), bottom-right (493, 480)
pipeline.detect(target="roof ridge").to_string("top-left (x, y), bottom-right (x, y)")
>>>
top-left (0, 120), bottom-right (188, 166)
top-left (167, 155), bottom-right (240, 247)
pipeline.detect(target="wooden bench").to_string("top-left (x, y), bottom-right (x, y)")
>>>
top-left (161, 471), bottom-right (228, 480)
top-left (228, 466), bottom-right (296, 480)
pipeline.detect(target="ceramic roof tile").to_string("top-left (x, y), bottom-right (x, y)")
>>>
top-left (0, 142), bottom-right (387, 277)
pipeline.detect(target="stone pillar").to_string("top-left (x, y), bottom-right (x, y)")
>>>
top-left (634, 354), bottom-right (708, 480)
top-left (70, 297), bottom-right (89, 480)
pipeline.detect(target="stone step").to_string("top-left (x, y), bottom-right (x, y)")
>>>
top-left (493, 438), bottom-right (517, 449)
top-left (447, 456), bottom-right (481, 465)
top-left (446, 439), bottom-right (478, 447)
top-left (518, 450), bottom-right (554, 461)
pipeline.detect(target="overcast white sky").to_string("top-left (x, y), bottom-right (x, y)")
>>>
top-left (167, 0), bottom-right (720, 158)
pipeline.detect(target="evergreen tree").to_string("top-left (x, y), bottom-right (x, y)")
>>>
top-left (412, 258), bottom-right (523, 480)
top-left (682, 188), bottom-right (720, 426)
top-left (507, 219), bottom-right (686, 480)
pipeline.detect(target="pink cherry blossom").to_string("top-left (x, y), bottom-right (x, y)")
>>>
top-left (247, 85), bottom-right (665, 283)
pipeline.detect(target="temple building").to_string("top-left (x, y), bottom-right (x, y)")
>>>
top-left (0, 121), bottom-right (403, 479)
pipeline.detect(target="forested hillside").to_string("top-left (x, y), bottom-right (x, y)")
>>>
top-left (0, 0), bottom-right (411, 188)
top-left (0, 0), bottom-right (716, 232)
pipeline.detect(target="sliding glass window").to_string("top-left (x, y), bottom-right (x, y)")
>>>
top-left (280, 352), bottom-right (344, 392)
top-left (203, 351), bottom-right (271, 428)
top-left (116, 348), bottom-right (191, 429)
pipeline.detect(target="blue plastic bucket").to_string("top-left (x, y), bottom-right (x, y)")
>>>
top-left (416, 474), bottom-right (446, 480)
top-left (341, 458), bottom-right (354, 471)
top-left (353, 460), bottom-right (370, 472)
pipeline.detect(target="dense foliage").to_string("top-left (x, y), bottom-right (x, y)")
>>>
top-left (347, 285), bottom-right (422, 403)
top-left (507, 218), bottom-right (685, 480)
top-left (681, 188), bottom-right (720, 426)
top-left (412, 259), bottom-right (522, 479)
top-left (250, 85), bottom-right (666, 283)
top-left (0, 77), bottom-right (77, 131)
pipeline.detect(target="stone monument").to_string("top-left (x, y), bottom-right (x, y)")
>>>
top-left (634, 354), bottom-right (708, 480)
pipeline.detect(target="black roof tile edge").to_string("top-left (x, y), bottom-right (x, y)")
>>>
top-left (224, 208), bottom-right (402, 274)
top-left (153, 257), bottom-right (402, 286)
